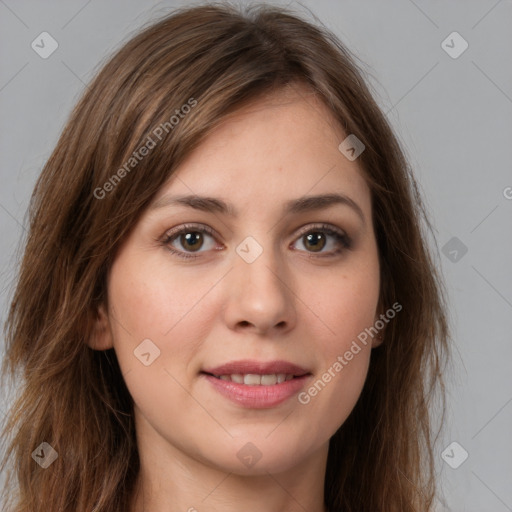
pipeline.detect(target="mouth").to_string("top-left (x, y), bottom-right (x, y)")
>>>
top-left (200, 360), bottom-right (312, 408)
top-left (201, 372), bottom-right (304, 385)
top-left (202, 359), bottom-right (310, 378)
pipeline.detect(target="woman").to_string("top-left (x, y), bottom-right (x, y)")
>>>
top-left (0, 3), bottom-right (450, 511)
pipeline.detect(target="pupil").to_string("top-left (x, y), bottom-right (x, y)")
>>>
top-left (305, 233), bottom-right (325, 252)
top-left (182, 232), bottom-right (202, 251)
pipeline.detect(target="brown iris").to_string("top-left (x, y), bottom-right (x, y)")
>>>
top-left (303, 232), bottom-right (326, 252)
top-left (180, 232), bottom-right (204, 251)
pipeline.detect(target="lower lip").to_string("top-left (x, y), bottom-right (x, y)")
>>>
top-left (202, 373), bottom-right (310, 409)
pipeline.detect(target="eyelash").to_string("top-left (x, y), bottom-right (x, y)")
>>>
top-left (161, 223), bottom-right (352, 260)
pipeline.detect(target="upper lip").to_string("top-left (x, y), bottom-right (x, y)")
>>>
top-left (202, 359), bottom-right (310, 376)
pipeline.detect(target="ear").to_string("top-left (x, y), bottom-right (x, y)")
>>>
top-left (371, 308), bottom-right (386, 348)
top-left (371, 331), bottom-right (384, 348)
top-left (87, 303), bottom-right (114, 351)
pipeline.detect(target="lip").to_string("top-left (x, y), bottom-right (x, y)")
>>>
top-left (201, 359), bottom-right (312, 409)
top-left (202, 374), bottom-right (311, 409)
top-left (203, 359), bottom-right (310, 376)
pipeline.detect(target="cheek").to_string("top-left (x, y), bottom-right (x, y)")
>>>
top-left (106, 250), bottom-right (222, 394)
top-left (107, 250), bottom-right (213, 341)
top-left (295, 253), bottom-right (379, 424)
top-left (105, 256), bottom-right (208, 429)
top-left (311, 256), bottom-right (380, 355)
top-left (297, 307), bottom-right (376, 444)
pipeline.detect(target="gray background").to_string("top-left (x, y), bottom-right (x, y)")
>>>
top-left (1, 1), bottom-right (511, 510)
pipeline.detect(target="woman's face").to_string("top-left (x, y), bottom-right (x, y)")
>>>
top-left (94, 85), bottom-right (381, 476)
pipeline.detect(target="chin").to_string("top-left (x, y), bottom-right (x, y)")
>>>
top-left (200, 435), bottom-right (319, 476)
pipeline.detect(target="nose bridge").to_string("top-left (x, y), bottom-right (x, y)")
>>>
top-left (235, 233), bottom-right (287, 300)
top-left (223, 232), bottom-right (296, 332)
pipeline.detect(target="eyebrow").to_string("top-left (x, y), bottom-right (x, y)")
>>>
top-left (150, 193), bottom-right (366, 224)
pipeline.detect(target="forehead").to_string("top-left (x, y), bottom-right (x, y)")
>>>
top-left (152, 85), bottom-right (372, 218)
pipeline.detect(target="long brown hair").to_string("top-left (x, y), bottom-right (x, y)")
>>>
top-left (1, 3), bottom-right (451, 511)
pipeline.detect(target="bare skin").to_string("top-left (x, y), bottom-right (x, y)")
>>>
top-left (90, 84), bottom-right (382, 512)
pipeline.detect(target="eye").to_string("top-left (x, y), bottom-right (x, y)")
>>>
top-left (161, 222), bottom-right (351, 260)
top-left (292, 223), bottom-right (351, 257)
top-left (161, 223), bottom-right (220, 260)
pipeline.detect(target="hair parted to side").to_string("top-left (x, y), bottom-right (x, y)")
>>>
top-left (0, 2), bottom-right (451, 511)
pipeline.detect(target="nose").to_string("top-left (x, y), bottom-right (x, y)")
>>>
top-left (222, 242), bottom-right (297, 336)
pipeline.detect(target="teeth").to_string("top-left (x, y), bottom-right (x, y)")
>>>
top-left (244, 374), bottom-right (261, 385)
top-left (260, 374), bottom-right (277, 385)
top-left (214, 373), bottom-right (296, 385)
